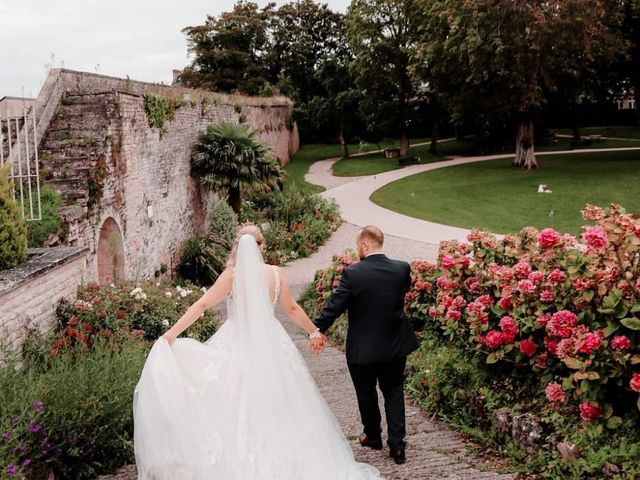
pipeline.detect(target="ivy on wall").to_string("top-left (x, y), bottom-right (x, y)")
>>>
top-left (142, 93), bottom-right (183, 131)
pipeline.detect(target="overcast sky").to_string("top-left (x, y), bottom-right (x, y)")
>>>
top-left (0, 0), bottom-right (351, 99)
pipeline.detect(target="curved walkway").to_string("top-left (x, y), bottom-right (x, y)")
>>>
top-left (309, 147), bottom-right (640, 246)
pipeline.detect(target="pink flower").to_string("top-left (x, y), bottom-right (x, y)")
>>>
top-left (537, 313), bottom-right (552, 327)
top-left (513, 261), bottom-right (532, 278)
top-left (528, 271), bottom-right (544, 285)
top-left (441, 295), bottom-right (453, 309)
top-left (631, 373), bottom-right (640, 393)
top-left (445, 309), bottom-right (461, 321)
top-left (458, 257), bottom-right (470, 269)
top-left (582, 226), bottom-right (609, 252)
top-left (557, 338), bottom-right (578, 359)
top-left (538, 228), bottom-right (561, 249)
top-left (611, 335), bottom-right (631, 351)
top-left (539, 288), bottom-right (555, 303)
top-left (535, 352), bottom-right (549, 368)
top-left (572, 277), bottom-right (591, 292)
top-left (477, 294), bottom-right (493, 308)
top-left (579, 402), bottom-right (603, 422)
top-left (517, 279), bottom-right (536, 295)
top-left (498, 295), bottom-right (513, 312)
top-left (428, 306), bottom-right (439, 318)
top-left (615, 214), bottom-right (637, 232)
top-left (548, 269), bottom-right (567, 284)
top-left (500, 316), bottom-right (519, 336)
top-left (519, 339), bottom-right (537, 357)
top-left (577, 332), bottom-right (601, 355)
top-left (544, 337), bottom-right (559, 355)
top-left (484, 330), bottom-right (503, 350)
top-left (545, 383), bottom-right (566, 403)
top-left (441, 255), bottom-right (456, 269)
top-left (549, 310), bottom-right (578, 338)
top-left (581, 204), bottom-right (605, 221)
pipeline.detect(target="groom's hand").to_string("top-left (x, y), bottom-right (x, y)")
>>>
top-left (309, 335), bottom-right (326, 355)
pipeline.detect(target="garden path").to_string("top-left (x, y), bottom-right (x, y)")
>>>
top-left (308, 147), bottom-right (640, 245)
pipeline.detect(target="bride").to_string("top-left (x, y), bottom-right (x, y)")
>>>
top-left (133, 224), bottom-right (382, 479)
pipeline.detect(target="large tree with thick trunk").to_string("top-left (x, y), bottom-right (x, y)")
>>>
top-left (418, 0), bottom-right (624, 169)
top-left (347, 0), bottom-right (423, 157)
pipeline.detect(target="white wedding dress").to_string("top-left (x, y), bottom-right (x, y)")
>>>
top-left (133, 235), bottom-right (382, 479)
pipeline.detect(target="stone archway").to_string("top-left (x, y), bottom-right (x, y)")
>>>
top-left (97, 217), bottom-right (125, 284)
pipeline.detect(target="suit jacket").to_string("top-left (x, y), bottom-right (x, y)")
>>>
top-left (314, 254), bottom-right (420, 365)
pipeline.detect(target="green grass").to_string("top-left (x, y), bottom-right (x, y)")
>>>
top-left (285, 144), bottom-right (348, 193)
top-left (332, 139), bottom-right (475, 177)
top-left (556, 125), bottom-right (640, 139)
top-left (370, 150), bottom-right (640, 235)
top-left (538, 137), bottom-right (640, 151)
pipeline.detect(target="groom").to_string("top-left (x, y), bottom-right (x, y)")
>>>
top-left (313, 226), bottom-right (419, 464)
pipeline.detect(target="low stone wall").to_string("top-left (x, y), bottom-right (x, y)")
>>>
top-left (0, 247), bottom-right (89, 345)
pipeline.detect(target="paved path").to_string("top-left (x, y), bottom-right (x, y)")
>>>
top-left (309, 147), bottom-right (640, 246)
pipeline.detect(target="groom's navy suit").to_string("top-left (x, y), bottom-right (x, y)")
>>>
top-left (314, 253), bottom-right (419, 450)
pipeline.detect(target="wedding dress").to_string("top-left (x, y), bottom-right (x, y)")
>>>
top-left (133, 235), bottom-right (382, 479)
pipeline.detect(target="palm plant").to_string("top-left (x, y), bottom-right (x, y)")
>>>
top-left (191, 121), bottom-right (286, 214)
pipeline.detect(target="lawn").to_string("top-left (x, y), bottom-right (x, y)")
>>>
top-left (332, 139), bottom-right (475, 177)
top-left (538, 137), bottom-right (640, 151)
top-left (556, 125), bottom-right (640, 139)
top-left (284, 144), bottom-right (349, 193)
top-left (370, 150), bottom-right (640, 235)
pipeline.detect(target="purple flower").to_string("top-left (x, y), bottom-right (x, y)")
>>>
top-left (22, 459), bottom-right (31, 467)
top-left (6, 464), bottom-right (17, 475)
top-left (28, 424), bottom-right (42, 433)
top-left (19, 445), bottom-right (27, 452)
top-left (32, 401), bottom-right (45, 412)
top-left (66, 434), bottom-right (74, 445)
top-left (2, 431), bottom-right (9, 441)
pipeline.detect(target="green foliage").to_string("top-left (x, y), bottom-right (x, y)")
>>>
top-left (26, 187), bottom-right (66, 247)
top-left (208, 200), bottom-right (238, 249)
top-left (178, 234), bottom-right (229, 286)
top-left (0, 337), bottom-right (148, 480)
top-left (191, 121), bottom-right (286, 213)
top-left (142, 93), bottom-right (182, 130)
top-left (0, 164), bottom-right (27, 270)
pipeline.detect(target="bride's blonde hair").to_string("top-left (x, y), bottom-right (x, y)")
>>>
top-left (227, 222), bottom-right (265, 267)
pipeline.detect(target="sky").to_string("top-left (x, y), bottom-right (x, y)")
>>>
top-left (0, 0), bottom-right (351, 99)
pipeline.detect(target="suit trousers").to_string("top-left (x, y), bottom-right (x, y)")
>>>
top-left (347, 357), bottom-right (407, 450)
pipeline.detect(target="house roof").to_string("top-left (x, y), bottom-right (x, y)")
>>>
top-left (0, 96), bottom-right (36, 102)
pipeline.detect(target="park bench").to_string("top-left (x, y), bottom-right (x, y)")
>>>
top-left (398, 156), bottom-right (421, 167)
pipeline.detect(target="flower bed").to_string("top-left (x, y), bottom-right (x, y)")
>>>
top-left (303, 204), bottom-right (640, 478)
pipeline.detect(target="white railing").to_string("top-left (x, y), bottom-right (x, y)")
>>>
top-left (0, 107), bottom-right (42, 221)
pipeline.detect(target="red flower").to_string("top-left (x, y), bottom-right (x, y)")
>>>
top-left (579, 402), bottom-right (603, 422)
top-left (577, 332), bottom-right (601, 355)
top-left (519, 339), bottom-right (537, 357)
top-left (548, 269), bottom-right (567, 284)
top-left (582, 226), bottom-right (609, 252)
top-left (445, 309), bottom-right (461, 321)
top-left (513, 261), bottom-right (532, 278)
top-left (528, 271), bottom-right (544, 285)
top-left (484, 330), bottom-right (503, 350)
top-left (537, 313), bottom-right (552, 327)
top-left (631, 373), bottom-right (640, 393)
top-left (538, 228), bottom-right (561, 249)
top-left (441, 255), bottom-right (456, 269)
top-left (549, 310), bottom-right (578, 338)
top-left (477, 294), bottom-right (493, 308)
top-left (498, 295), bottom-right (513, 312)
top-left (544, 337), bottom-right (559, 355)
top-left (517, 279), bottom-right (536, 295)
top-left (611, 335), bottom-right (631, 351)
top-left (539, 289), bottom-right (555, 303)
top-left (500, 316), bottom-right (519, 337)
top-left (545, 383), bottom-right (566, 403)
top-left (535, 352), bottom-right (549, 368)
top-left (428, 306), bottom-right (439, 318)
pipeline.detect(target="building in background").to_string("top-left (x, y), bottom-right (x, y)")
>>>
top-left (0, 96), bottom-right (35, 117)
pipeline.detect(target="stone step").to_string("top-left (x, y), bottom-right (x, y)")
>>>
top-left (44, 177), bottom-right (88, 201)
top-left (48, 166), bottom-right (92, 181)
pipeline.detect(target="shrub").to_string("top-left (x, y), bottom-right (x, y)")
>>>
top-left (0, 164), bottom-right (27, 270)
top-left (208, 200), bottom-right (238, 248)
top-left (53, 279), bottom-right (219, 352)
top-left (178, 234), bottom-right (229, 286)
top-left (0, 337), bottom-right (148, 480)
top-left (242, 189), bottom-right (341, 265)
top-left (26, 187), bottom-right (67, 247)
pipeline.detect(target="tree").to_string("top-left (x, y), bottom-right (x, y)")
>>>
top-left (191, 122), bottom-right (285, 214)
top-left (181, 1), bottom-right (275, 95)
top-left (347, 0), bottom-right (423, 157)
top-left (420, 0), bottom-right (625, 169)
top-left (0, 163), bottom-right (27, 270)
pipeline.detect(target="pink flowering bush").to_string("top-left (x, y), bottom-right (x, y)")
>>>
top-left (406, 204), bottom-right (640, 425)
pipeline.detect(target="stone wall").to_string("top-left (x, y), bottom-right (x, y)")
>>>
top-left (33, 69), bottom-right (299, 284)
top-left (0, 247), bottom-right (89, 345)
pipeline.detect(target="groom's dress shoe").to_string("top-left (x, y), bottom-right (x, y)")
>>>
top-left (389, 447), bottom-right (406, 465)
top-left (359, 433), bottom-right (383, 450)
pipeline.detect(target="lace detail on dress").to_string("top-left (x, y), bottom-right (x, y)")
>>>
top-left (272, 265), bottom-right (281, 307)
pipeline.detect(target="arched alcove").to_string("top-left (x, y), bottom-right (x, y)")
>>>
top-left (97, 217), bottom-right (125, 284)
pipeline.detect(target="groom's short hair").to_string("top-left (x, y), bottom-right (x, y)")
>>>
top-left (358, 225), bottom-right (384, 247)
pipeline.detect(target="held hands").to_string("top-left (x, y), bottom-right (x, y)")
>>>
top-left (308, 329), bottom-right (327, 355)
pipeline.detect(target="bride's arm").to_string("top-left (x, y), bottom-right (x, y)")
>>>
top-left (278, 269), bottom-right (320, 336)
top-left (162, 268), bottom-right (233, 344)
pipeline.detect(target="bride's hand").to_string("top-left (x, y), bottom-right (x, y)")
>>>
top-left (162, 333), bottom-right (176, 345)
